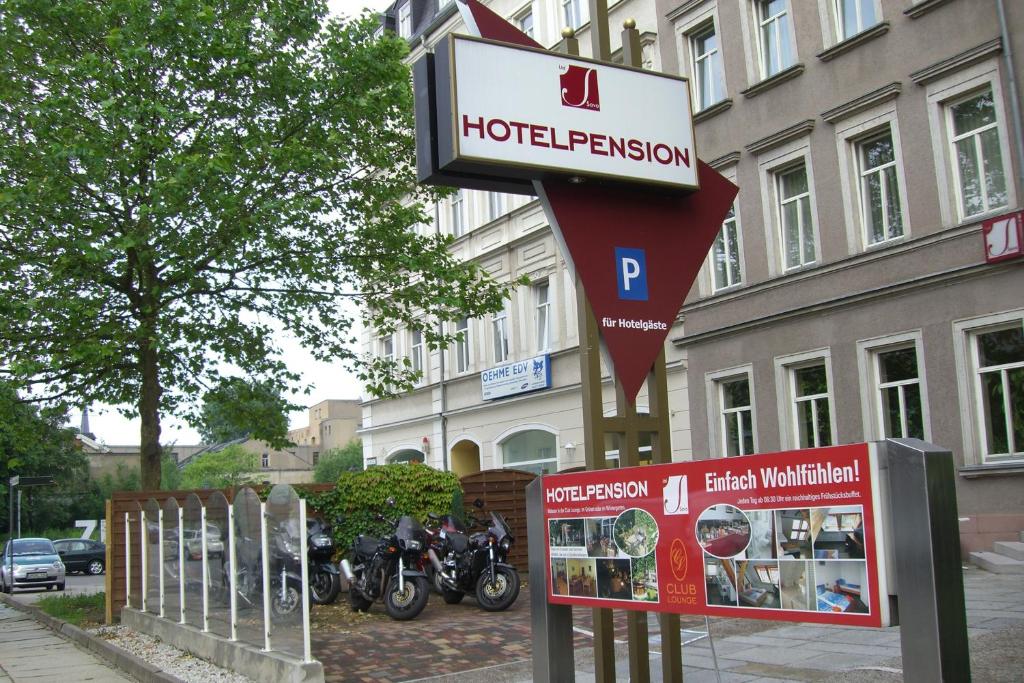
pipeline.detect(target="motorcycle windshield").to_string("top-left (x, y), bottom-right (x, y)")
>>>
top-left (396, 515), bottom-right (426, 548)
top-left (490, 512), bottom-right (512, 542)
top-left (265, 484), bottom-right (306, 658)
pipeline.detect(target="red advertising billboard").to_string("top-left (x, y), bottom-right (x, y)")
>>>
top-left (542, 444), bottom-right (890, 627)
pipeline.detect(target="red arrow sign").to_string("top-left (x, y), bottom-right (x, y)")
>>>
top-left (456, 0), bottom-right (737, 402)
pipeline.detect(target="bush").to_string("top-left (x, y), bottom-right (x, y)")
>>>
top-left (307, 463), bottom-right (461, 551)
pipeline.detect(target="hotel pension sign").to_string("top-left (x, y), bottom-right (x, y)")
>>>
top-left (434, 35), bottom-right (699, 191)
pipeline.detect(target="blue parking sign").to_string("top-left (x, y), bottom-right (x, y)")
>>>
top-left (615, 247), bottom-right (648, 301)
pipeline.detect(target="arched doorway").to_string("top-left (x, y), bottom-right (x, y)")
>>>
top-left (499, 428), bottom-right (557, 475)
top-left (386, 448), bottom-right (424, 464)
top-left (450, 439), bottom-right (480, 478)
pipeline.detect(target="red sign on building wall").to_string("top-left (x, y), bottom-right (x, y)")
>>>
top-left (983, 210), bottom-right (1024, 263)
top-left (542, 443), bottom-right (890, 627)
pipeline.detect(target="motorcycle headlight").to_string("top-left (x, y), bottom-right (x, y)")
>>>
top-left (403, 539), bottom-right (422, 551)
top-left (312, 534), bottom-right (332, 548)
top-left (500, 537), bottom-right (512, 552)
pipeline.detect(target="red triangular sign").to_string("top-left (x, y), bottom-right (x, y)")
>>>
top-left (456, 0), bottom-right (738, 403)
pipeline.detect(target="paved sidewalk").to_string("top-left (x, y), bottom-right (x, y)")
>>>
top-left (0, 602), bottom-right (136, 683)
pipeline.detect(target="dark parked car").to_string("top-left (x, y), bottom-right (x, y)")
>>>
top-left (52, 539), bottom-right (106, 575)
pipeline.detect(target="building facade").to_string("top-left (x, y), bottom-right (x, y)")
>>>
top-left (365, 0), bottom-right (1023, 552)
top-left (659, 0), bottom-right (1023, 553)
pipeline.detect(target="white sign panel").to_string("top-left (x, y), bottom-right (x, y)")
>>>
top-left (481, 354), bottom-right (552, 400)
top-left (445, 35), bottom-right (698, 190)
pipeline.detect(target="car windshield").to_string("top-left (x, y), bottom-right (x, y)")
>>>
top-left (12, 540), bottom-right (55, 556)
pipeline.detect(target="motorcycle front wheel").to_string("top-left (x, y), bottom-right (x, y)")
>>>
top-left (383, 575), bottom-right (429, 620)
top-left (310, 569), bottom-right (341, 605)
top-left (475, 566), bottom-right (520, 612)
top-left (271, 583), bottom-right (302, 622)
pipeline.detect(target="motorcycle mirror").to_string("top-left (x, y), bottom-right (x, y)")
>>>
top-left (473, 498), bottom-right (485, 509)
top-left (386, 496), bottom-right (396, 507)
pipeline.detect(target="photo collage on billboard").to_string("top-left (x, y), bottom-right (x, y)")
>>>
top-left (698, 504), bottom-right (869, 614)
top-left (549, 508), bottom-right (660, 603)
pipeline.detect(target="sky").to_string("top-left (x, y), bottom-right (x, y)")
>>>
top-left (69, 0), bottom-right (401, 446)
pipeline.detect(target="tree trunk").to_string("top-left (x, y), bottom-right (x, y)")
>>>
top-left (139, 334), bottom-right (163, 490)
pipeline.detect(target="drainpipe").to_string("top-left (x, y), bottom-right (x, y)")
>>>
top-left (439, 318), bottom-right (449, 472)
top-left (996, 0), bottom-right (1024, 188)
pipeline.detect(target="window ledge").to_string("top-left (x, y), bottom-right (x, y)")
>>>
top-left (959, 462), bottom-right (1024, 479)
top-left (693, 98), bottom-right (733, 123)
top-left (904, 0), bottom-right (956, 19)
top-left (910, 38), bottom-right (1002, 86)
top-left (817, 22), bottom-right (890, 63)
top-left (740, 64), bottom-right (805, 99)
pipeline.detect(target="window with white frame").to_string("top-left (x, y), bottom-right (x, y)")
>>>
top-left (492, 308), bottom-right (509, 363)
top-left (756, 0), bottom-right (793, 78)
top-left (793, 364), bottom-right (832, 448)
top-left (712, 203), bottom-right (742, 290)
top-left (969, 321), bottom-right (1024, 461)
top-left (857, 128), bottom-right (904, 245)
top-left (410, 329), bottom-right (424, 377)
top-left (517, 7), bottom-right (534, 38)
top-left (501, 429), bottom-right (557, 475)
top-left (381, 333), bottom-right (395, 363)
top-left (690, 22), bottom-right (725, 111)
top-left (834, 0), bottom-right (878, 41)
top-left (562, 0), bottom-right (583, 30)
top-left (720, 376), bottom-right (754, 457)
top-left (948, 88), bottom-right (1009, 219)
top-left (777, 163), bottom-right (815, 270)
top-left (398, 2), bottom-right (412, 38)
top-left (875, 346), bottom-right (925, 440)
top-left (535, 281), bottom-right (550, 351)
top-left (455, 317), bottom-right (470, 373)
top-left (488, 192), bottom-right (505, 222)
top-left (451, 190), bottom-right (465, 237)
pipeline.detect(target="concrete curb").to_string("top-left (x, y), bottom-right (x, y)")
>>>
top-left (0, 592), bottom-right (182, 683)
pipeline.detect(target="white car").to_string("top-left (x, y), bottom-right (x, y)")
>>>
top-left (183, 525), bottom-right (225, 560)
top-left (1, 538), bottom-right (66, 593)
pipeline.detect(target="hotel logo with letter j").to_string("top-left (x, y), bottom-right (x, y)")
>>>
top-left (615, 247), bottom-right (649, 301)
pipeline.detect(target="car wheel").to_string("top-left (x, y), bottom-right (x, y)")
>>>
top-left (87, 559), bottom-right (105, 575)
top-left (56, 582), bottom-right (65, 591)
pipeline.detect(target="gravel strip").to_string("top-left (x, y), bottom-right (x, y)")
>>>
top-left (90, 625), bottom-right (255, 683)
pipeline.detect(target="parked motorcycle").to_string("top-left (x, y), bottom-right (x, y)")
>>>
top-left (226, 520), bottom-right (303, 621)
top-left (307, 517), bottom-right (341, 605)
top-left (340, 498), bottom-right (431, 620)
top-left (426, 500), bottom-right (520, 611)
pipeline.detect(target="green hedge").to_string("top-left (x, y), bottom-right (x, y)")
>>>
top-left (307, 463), bottom-right (462, 552)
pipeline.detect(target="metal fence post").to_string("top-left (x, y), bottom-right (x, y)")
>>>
top-left (124, 512), bottom-right (131, 608)
top-left (299, 498), bottom-right (312, 663)
top-left (178, 506), bottom-right (186, 624)
top-left (201, 505), bottom-right (209, 632)
top-left (526, 478), bottom-right (576, 682)
top-left (158, 509), bottom-right (165, 619)
top-left (882, 438), bottom-right (970, 683)
top-left (261, 501), bottom-right (271, 652)
top-left (140, 511), bottom-right (147, 612)
top-left (228, 505), bottom-right (238, 642)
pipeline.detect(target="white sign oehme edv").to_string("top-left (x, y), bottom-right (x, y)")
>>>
top-left (481, 354), bottom-right (552, 400)
top-left (437, 35), bottom-right (698, 191)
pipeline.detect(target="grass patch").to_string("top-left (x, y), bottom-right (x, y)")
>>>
top-left (35, 592), bottom-right (106, 627)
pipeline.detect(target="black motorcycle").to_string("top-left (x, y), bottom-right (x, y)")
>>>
top-left (426, 501), bottom-right (520, 611)
top-left (340, 499), bottom-right (431, 620)
top-left (307, 517), bottom-right (341, 605)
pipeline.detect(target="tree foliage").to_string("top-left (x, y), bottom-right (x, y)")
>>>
top-left (195, 377), bottom-right (295, 448)
top-left (312, 438), bottom-right (363, 483)
top-left (0, 0), bottom-right (516, 489)
top-left (0, 380), bottom-right (90, 530)
top-left (180, 443), bottom-right (258, 490)
top-left (307, 463), bottom-right (460, 551)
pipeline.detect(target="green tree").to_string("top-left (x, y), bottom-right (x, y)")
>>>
top-left (180, 444), bottom-right (258, 490)
top-left (0, 0), bottom-right (514, 489)
top-left (0, 380), bottom-right (90, 531)
top-left (195, 377), bottom-right (295, 448)
top-left (313, 439), bottom-right (363, 484)
top-left (160, 450), bottom-right (182, 491)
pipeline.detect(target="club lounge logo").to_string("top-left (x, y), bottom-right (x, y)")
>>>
top-left (560, 65), bottom-right (600, 111)
top-left (669, 538), bottom-right (688, 581)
